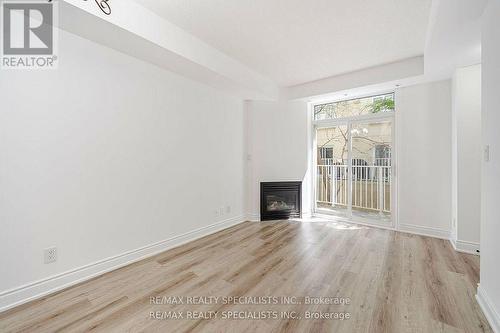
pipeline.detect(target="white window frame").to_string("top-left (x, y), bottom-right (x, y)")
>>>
top-left (310, 91), bottom-right (398, 229)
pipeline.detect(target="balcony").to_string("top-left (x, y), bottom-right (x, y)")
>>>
top-left (316, 164), bottom-right (392, 220)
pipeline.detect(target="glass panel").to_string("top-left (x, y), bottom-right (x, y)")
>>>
top-left (315, 120), bottom-right (393, 223)
top-left (316, 125), bottom-right (349, 214)
top-left (350, 120), bottom-right (392, 221)
top-left (314, 93), bottom-right (394, 121)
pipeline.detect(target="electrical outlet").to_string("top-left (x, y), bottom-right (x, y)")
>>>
top-left (44, 247), bottom-right (57, 264)
top-left (226, 205), bottom-right (231, 214)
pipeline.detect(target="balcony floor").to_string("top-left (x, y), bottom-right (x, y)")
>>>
top-left (316, 203), bottom-right (391, 224)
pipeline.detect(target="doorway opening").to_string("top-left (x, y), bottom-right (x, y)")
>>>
top-left (313, 93), bottom-right (395, 225)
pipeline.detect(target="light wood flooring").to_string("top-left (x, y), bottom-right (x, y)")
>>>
top-left (0, 221), bottom-right (492, 332)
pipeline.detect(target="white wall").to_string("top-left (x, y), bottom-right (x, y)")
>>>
top-left (451, 65), bottom-right (482, 251)
top-left (247, 82), bottom-right (453, 240)
top-left (245, 100), bottom-right (310, 220)
top-left (0, 28), bottom-right (245, 306)
top-left (396, 80), bottom-right (452, 237)
top-left (478, 1), bottom-right (500, 331)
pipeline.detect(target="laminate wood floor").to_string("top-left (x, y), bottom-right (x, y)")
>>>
top-left (0, 221), bottom-right (491, 332)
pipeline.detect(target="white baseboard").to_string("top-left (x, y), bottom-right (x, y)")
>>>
top-left (450, 238), bottom-right (480, 255)
top-left (477, 284), bottom-right (500, 333)
top-left (301, 211), bottom-right (313, 219)
top-left (0, 215), bottom-right (245, 313)
top-left (398, 223), bottom-right (451, 240)
top-left (311, 216), bottom-right (477, 256)
top-left (246, 213), bottom-right (260, 222)
top-left (311, 215), bottom-right (452, 240)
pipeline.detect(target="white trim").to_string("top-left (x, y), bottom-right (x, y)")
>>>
top-left (398, 223), bottom-right (451, 240)
top-left (311, 90), bottom-right (396, 106)
top-left (315, 212), bottom-right (480, 256)
top-left (314, 213), bottom-right (452, 241)
top-left (305, 103), bottom-right (314, 217)
top-left (246, 213), bottom-right (260, 222)
top-left (313, 111), bottom-right (396, 128)
top-left (477, 284), bottom-right (500, 333)
top-left (310, 106), bottom-right (397, 230)
top-left (0, 215), bottom-right (246, 313)
top-left (301, 211), bottom-right (313, 219)
top-left (393, 91), bottom-right (401, 231)
top-left (450, 238), bottom-right (480, 255)
top-left (310, 101), bottom-right (318, 216)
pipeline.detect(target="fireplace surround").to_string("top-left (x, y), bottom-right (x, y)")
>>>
top-left (260, 181), bottom-right (302, 221)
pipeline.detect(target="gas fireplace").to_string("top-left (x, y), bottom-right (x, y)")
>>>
top-left (260, 182), bottom-right (302, 221)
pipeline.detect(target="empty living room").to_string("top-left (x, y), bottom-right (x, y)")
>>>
top-left (1, 0), bottom-right (500, 332)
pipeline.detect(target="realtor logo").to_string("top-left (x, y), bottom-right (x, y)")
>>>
top-left (1, 0), bottom-right (58, 69)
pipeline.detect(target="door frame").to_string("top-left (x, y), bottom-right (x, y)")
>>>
top-left (311, 107), bottom-right (398, 229)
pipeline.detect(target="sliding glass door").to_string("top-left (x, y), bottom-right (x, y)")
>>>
top-left (350, 119), bottom-right (392, 221)
top-left (314, 93), bottom-right (395, 225)
top-left (316, 125), bottom-right (350, 215)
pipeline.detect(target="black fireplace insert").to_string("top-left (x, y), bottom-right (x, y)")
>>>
top-left (260, 182), bottom-right (302, 221)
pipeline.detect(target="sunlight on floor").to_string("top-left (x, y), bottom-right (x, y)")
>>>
top-left (290, 217), bottom-right (368, 230)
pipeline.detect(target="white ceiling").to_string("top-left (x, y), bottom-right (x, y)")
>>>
top-left (135, 0), bottom-right (432, 87)
top-left (424, 0), bottom-right (488, 80)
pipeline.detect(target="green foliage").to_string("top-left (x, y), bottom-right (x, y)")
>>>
top-left (314, 93), bottom-right (395, 120)
top-left (371, 99), bottom-right (395, 113)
